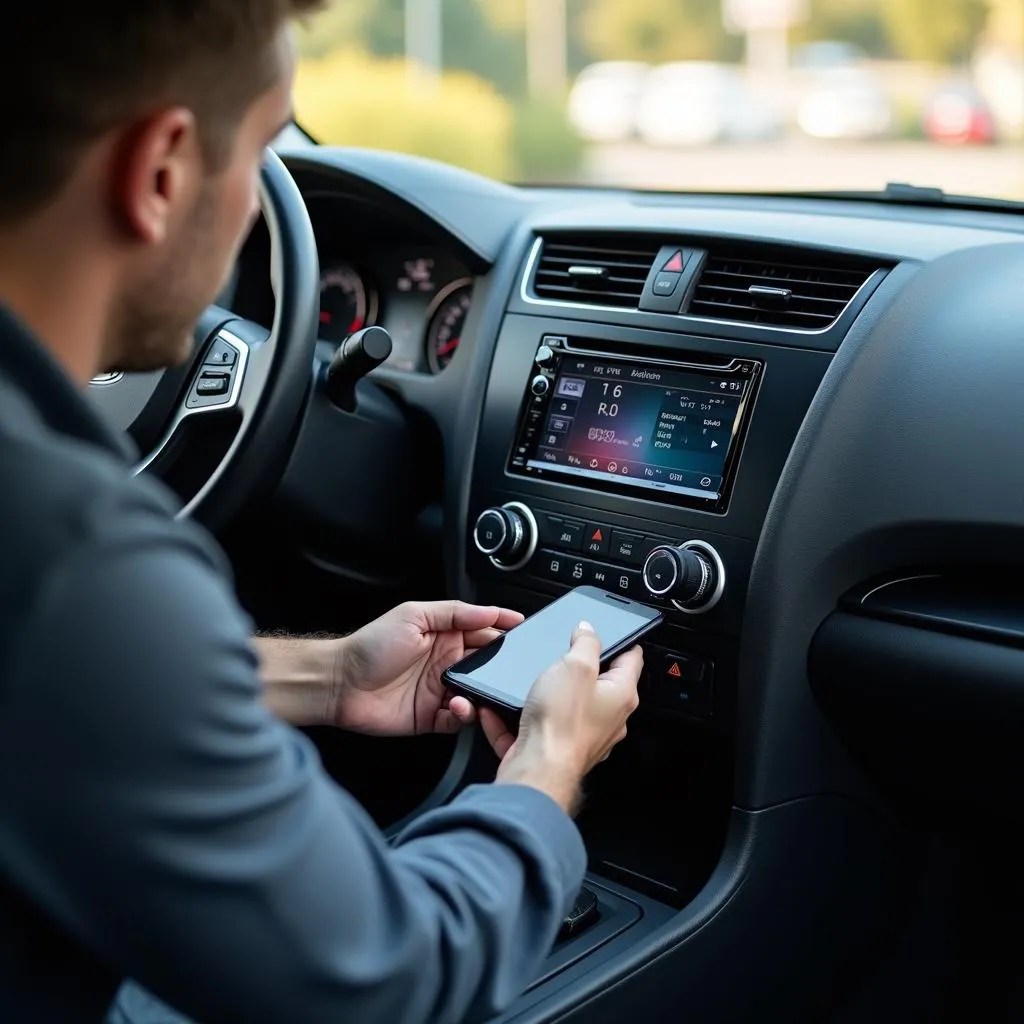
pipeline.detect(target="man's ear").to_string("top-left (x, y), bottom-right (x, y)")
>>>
top-left (114, 108), bottom-right (199, 246)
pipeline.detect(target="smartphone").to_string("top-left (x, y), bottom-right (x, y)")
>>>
top-left (442, 585), bottom-right (663, 713)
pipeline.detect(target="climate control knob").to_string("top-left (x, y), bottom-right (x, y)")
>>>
top-left (642, 541), bottom-right (726, 613)
top-left (473, 502), bottom-right (539, 571)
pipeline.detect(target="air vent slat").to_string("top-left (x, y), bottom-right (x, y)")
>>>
top-left (689, 247), bottom-right (879, 330)
top-left (532, 236), bottom-right (659, 309)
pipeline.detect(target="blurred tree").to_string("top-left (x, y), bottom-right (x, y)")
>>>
top-left (793, 0), bottom-right (891, 57)
top-left (296, 0), bottom-right (377, 58)
top-left (298, 0), bottom-right (528, 94)
top-left (579, 0), bottom-right (741, 64)
top-left (985, 0), bottom-right (1024, 47)
top-left (880, 0), bottom-right (990, 63)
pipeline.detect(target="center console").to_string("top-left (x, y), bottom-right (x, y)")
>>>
top-left (464, 310), bottom-right (831, 724)
top-left (454, 297), bottom-right (833, 919)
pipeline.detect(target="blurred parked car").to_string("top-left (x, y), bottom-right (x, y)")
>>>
top-left (567, 62), bottom-right (649, 144)
top-left (797, 67), bottom-right (893, 140)
top-left (791, 40), bottom-right (868, 71)
top-left (923, 81), bottom-right (996, 145)
top-left (635, 62), bottom-right (782, 147)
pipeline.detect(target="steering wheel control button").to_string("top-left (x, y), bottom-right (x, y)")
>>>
top-left (203, 338), bottom-right (238, 368)
top-left (530, 375), bottom-right (551, 397)
top-left (583, 523), bottom-right (611, 557)
top-left (656, 653), bottom-right (713, 718)
top-left (642, 542), bottom-right (725, 613)
top-left (196, 372), bottom-right (230, 397)
top-left (609, 530), bottom-right (644, 565)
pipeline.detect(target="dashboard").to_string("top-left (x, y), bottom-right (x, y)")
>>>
top-left (226, 144), bottom-right (1024, 1022)
top-left (231, 190), bottom-right (475, 376)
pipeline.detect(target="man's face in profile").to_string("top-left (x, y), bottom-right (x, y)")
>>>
top-left (106, 30), bottom-right (296, 374)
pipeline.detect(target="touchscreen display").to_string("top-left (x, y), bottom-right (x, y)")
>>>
top-left (515, 355), bottom-right (755, 503)
top-left (446, 588), bottom-right (658, 707)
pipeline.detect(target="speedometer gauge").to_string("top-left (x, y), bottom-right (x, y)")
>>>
top-left (426, 279), bottom-right (473, 374)
top-left (319, 264), bottom-right (378, 343)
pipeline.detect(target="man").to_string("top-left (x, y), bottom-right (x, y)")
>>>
top-left (0, 4), bottom-right (645, 1023)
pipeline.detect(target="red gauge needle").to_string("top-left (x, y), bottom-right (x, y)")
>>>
top-left (436, 338), bottom-right (460, 356)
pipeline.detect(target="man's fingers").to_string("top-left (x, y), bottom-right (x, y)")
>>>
top-left (566, 620), bottom-right (601, 671)
top-left (421, 601), bottom-right (523, 635)
top-left (462, 626), bottom-right (504, 651)
top-left (479, 708), bottom-right (516, 759)
top-left (492, 607), bottom-right (525, 631)
top-left (435, 698), bottom-right (476, 735)
top-left (448, 695), bottom-right (477, 726)
top-left (600, 645), bottom-right (645, 689)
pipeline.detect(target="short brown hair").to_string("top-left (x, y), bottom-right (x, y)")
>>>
top-left (0, 1), bottom-right (324, 224)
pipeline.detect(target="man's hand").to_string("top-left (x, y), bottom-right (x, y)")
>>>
top-left (480, 621), bottom-right (643, 817)
top-left (333, 601), bottom-right (524, 737)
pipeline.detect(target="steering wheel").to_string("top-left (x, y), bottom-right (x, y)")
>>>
top-left (87, 150), bottom-right (319, 530)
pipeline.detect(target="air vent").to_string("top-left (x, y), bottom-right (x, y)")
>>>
top-left (689, 247), bottom-right (879, 330)
top-left (532, 237), bottom-right (659, 308)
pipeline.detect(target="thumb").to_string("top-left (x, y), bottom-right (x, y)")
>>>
top-left (568, 619), bottom-right (601, 666)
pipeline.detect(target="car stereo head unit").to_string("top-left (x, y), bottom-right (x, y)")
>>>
top-left (508, 335), bottom-right (762, 515)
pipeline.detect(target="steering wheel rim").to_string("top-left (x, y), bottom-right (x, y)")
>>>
top-left (89, 149), bottom-right (319, 530)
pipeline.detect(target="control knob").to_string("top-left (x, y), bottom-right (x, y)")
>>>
top-left (530, 375), bottom-right (550, 397)
top-left (642, 541), bottom-right (726, 613)
top-left (473, 502), bottom-right (539, 571)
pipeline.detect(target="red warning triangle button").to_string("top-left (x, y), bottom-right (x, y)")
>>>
top-left (662, 250), bottom-right (685, 273)
top-left (591, 528), bottom-right (604, 542)
top-left (667, 661), bottom-right (682, 678)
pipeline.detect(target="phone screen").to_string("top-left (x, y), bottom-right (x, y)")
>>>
top-left (445, 586), bottom-right (660, 709)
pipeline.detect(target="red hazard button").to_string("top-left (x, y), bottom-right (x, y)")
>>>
top-left (583, 523), bottom-right (610, 556)
top-left (658, 653), bottom-right (712, 719)
top-left (662, 250), bottom-right (686, 273)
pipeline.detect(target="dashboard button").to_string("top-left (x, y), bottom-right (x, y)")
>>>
top-left (653, 653), bottom-right (713, 718)
top-left (609, 567), bottom-right (643, 599)
top-left (585, 561), bottom-right (616, 590)
top-left (652, 272), bottom-right (681, 297)
top-left (610, 530), bottom-right (644, 565)
top-left (536, 550), bottom-right (570, 584)
top-left (583, 523), bottom-right (611, 556)
top-left (542, 516), bottom-right (584, 551)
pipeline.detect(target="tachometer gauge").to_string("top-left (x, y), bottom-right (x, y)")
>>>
top-left (318, 264), bottom-right (378, 343)
top-left (426, 279), bottom-right (473, 373)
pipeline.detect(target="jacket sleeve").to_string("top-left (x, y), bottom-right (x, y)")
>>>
top-left (0, 510), bottom-right (586, 1024)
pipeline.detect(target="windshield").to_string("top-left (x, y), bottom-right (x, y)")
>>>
top-left (293, 0), bottom-right (1024, 203)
